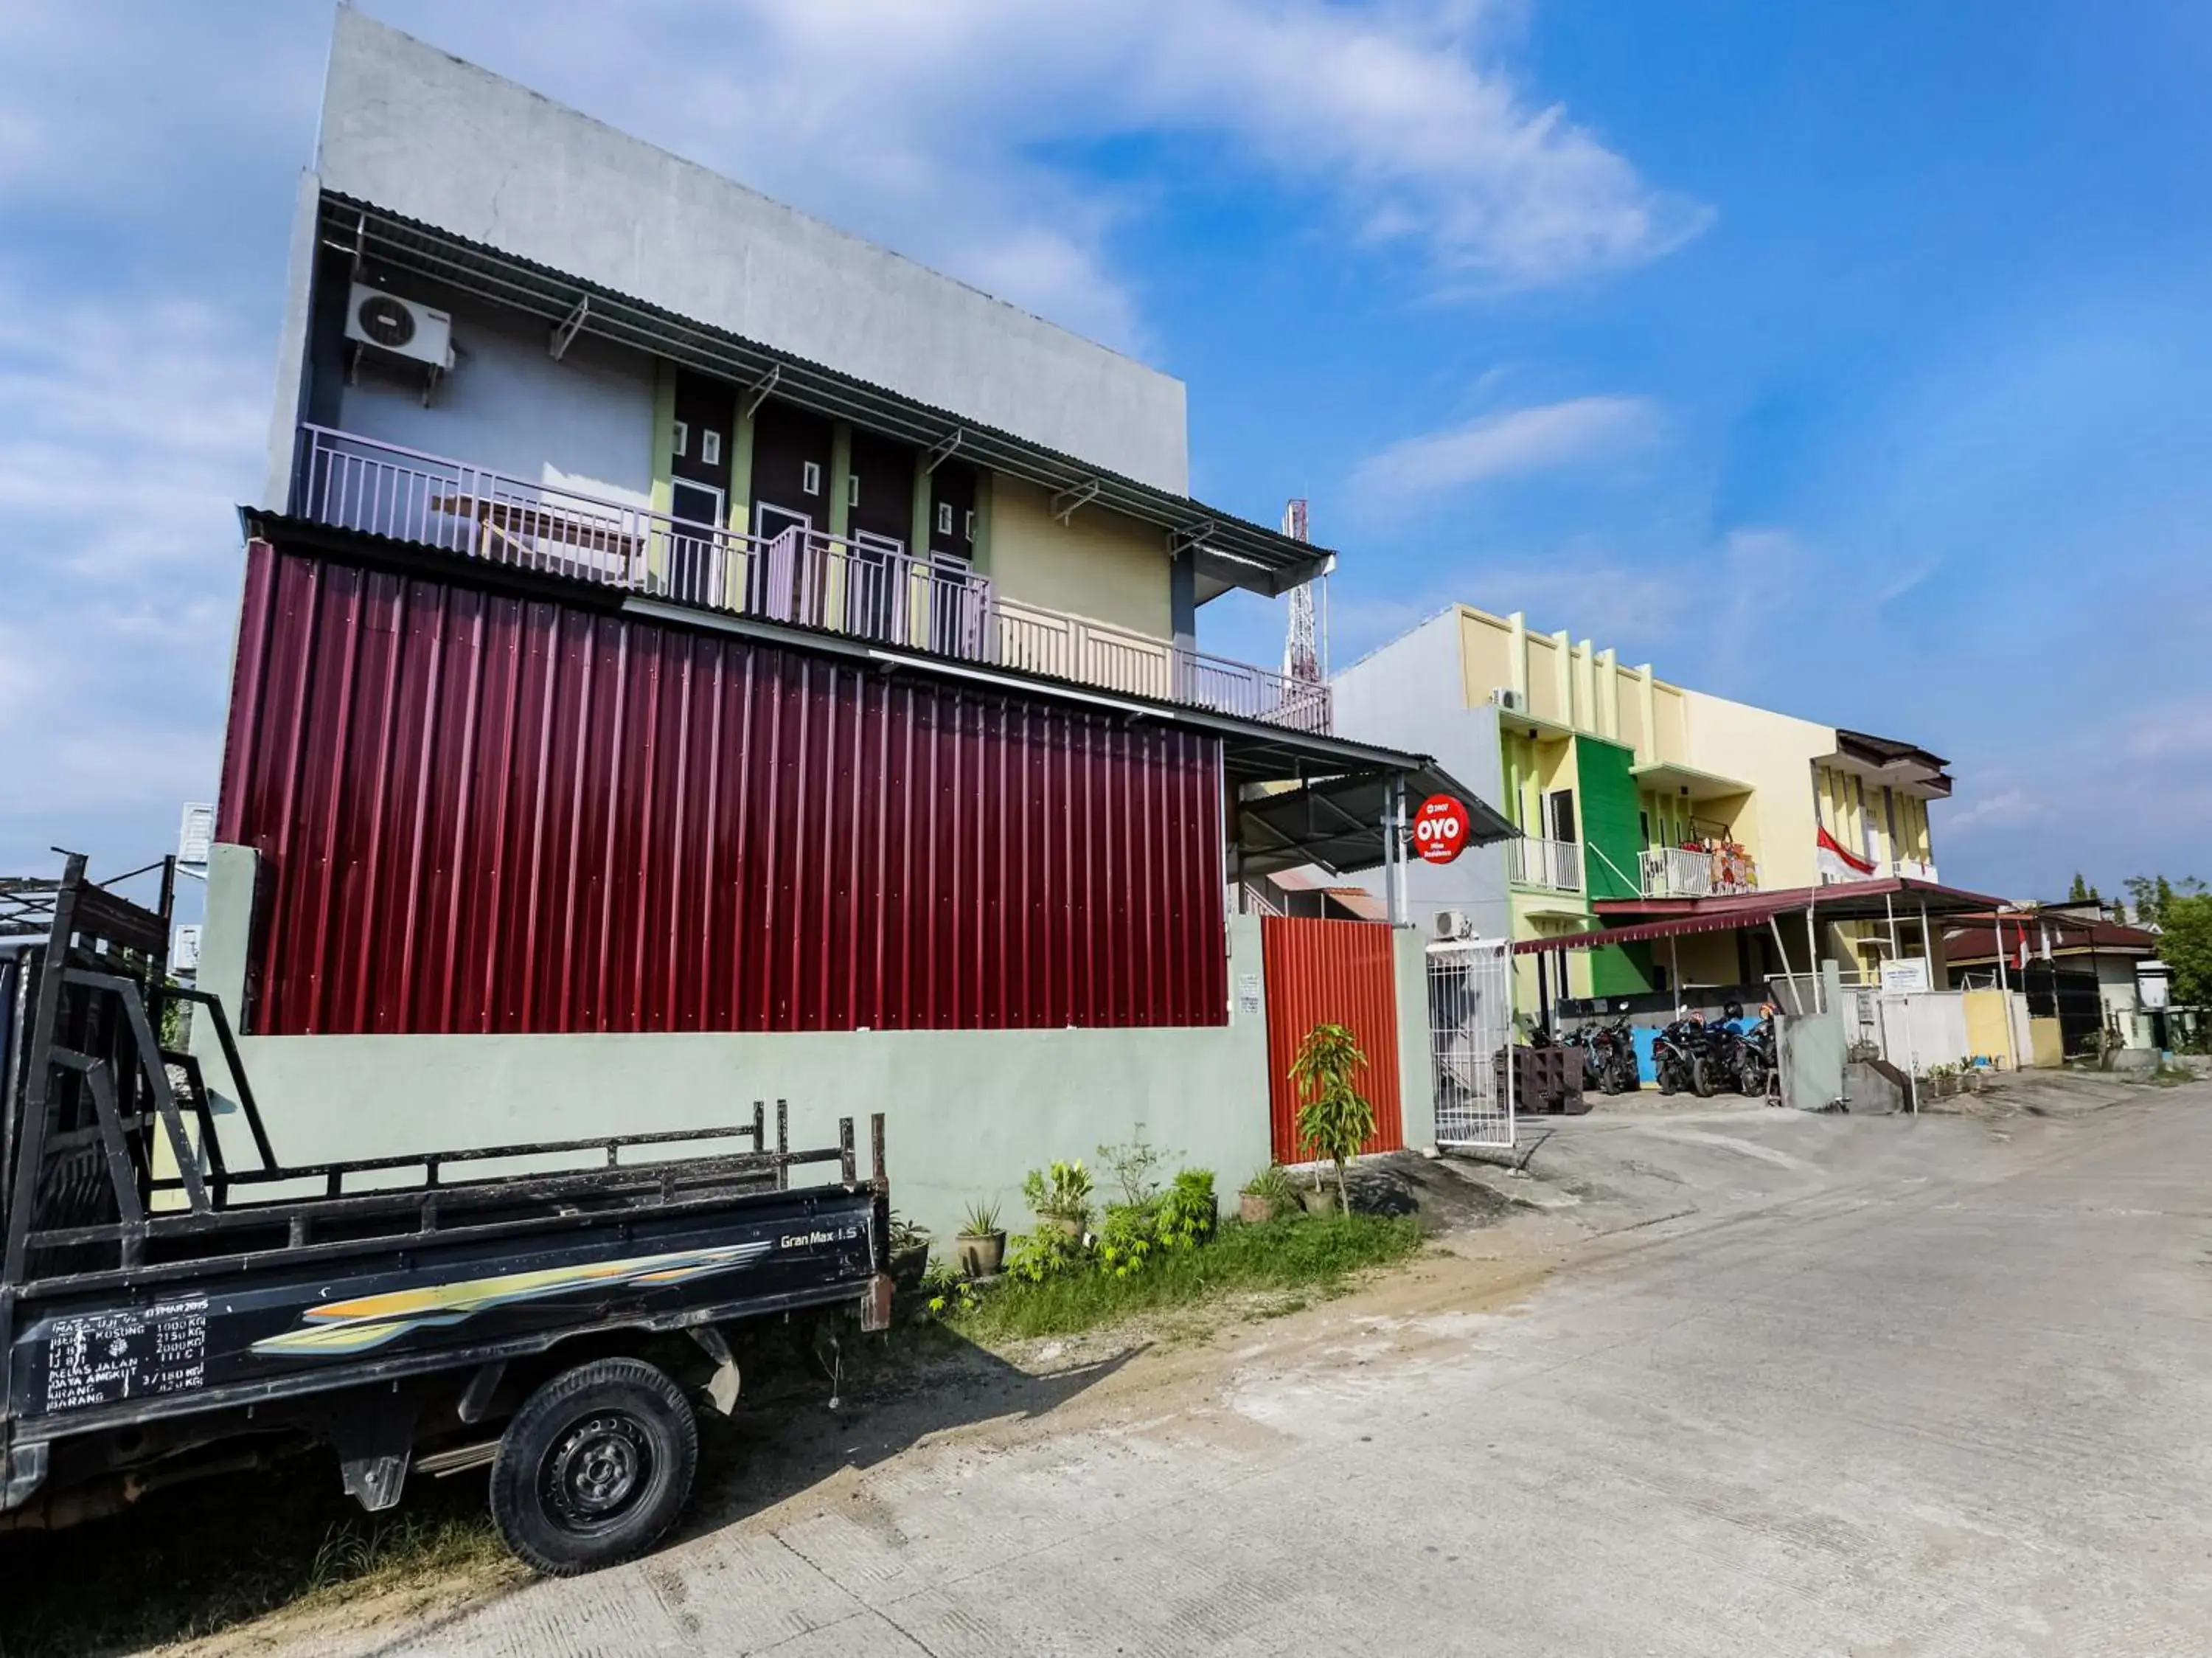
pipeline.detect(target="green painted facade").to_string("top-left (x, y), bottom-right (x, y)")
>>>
top-left (1574, 735), bottom-right (1642, 902)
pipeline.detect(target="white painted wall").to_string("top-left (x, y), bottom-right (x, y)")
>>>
top-left (1329, 612), bottom-right (1512, 943)
top-left (318, 9), bottom-right (1189, 495)
top-left (338, 295), bottom-right (656, 507)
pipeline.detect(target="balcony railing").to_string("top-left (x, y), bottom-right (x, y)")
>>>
top-left (1508, 835), bottom-right (1582, 894)
top-left (1639, 845), bottom-right (1759, 900)
top-left (288, 426), bottom-right (1331, 735)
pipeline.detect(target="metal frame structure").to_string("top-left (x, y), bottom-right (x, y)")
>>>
top-left (1426, 937), bottom-right (1517, 1151)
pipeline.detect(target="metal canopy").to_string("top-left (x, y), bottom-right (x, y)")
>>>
top-left (324, 195), bottom-right (1329, 601)
top-left (1238, 765), bottom-right (1515, 878)
top-left (1523, 875), bottom-right (2009, 954)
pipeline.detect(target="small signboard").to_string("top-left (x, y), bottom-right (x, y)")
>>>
top-left (172, 924), bottom-right (203, 973)
top-left (1412, 794), bottom-right (1471, 866)
top-left (1879, 958), bottom-right (1930, 995)
top-left (1236, 973), bottom-right (1263, 1017)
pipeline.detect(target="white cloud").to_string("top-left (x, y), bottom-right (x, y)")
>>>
top-left (379, 0), bottom-right (1703, 345)
top-left (1353, 395), bottom-right (1660, 498)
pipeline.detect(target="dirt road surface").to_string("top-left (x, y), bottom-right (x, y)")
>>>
top-left (176, 1081), bottom-right (2212, 1656)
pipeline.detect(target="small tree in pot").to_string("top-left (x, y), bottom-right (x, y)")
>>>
top-left (1289, 1022), bottom-right (1375, 1216)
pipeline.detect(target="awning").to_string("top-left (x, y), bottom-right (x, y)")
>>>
top-left (1519, 875), bottom-right (2010, 954)
top-left (1237, 764), bottom-right (1515, 878)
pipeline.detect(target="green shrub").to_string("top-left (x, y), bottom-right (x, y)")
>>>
top-left (1239, 1163), bottom-right (1298, 1204)
top-left (1021, 1159), bottom-right (1093, 1227)
top-left (1095, 1136), bottom-right (1172, 1207)
top-left (1158, 1169), bottom-right (1217, 1249)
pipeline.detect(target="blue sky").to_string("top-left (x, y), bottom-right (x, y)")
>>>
top-left (4, 1), bottom-right (2208, 901)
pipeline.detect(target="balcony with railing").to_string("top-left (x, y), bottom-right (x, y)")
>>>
top-left (1639, 844), bottom-right (1759, 900)
top-left (288, 426), bottom-right (1331, 735)
top-left (1508, 834), bottom-right (1583, 894)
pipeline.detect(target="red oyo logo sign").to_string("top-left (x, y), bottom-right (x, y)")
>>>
top-left (1412, 794), bottom-right (1471, 865)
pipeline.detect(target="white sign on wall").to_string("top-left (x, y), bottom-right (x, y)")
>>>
top-left (1879, 959), bottom-right (1931, 995)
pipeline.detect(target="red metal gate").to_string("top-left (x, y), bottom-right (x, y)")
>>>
top-left (1261, 915), bottom-right (1403, 1165)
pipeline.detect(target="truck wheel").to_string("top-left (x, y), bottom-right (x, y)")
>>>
top-left (490, 1357), bottom-right (698, 1577)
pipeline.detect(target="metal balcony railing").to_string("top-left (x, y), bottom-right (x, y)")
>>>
top-left (1508, 835), bottom-right (1583, 893)
top-left (288, 426), bottom-right (1329, 734)
top-left (1639, 845), bottom-right (1759, 900)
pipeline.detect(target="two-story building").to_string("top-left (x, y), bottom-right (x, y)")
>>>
top-left (190, 13), bottom-right (1506, 1229)
top-left (1326, 603), bottom-right (1991, 1022)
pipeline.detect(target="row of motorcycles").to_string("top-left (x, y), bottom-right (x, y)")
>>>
top-left (1559, 1002), bottom-right (1777, 1099)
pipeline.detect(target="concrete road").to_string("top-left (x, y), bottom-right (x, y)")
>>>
top-left (382, 1087), bottom-right (2212, 1656)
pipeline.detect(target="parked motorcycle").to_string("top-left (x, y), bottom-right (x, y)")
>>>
top-left (1700, 1001), bottom-right (1750, 1097)
top-left (1739, 1007), bottom-right (1777, 1098)
top-left (1652, 1017), bottom-right (1705, 1096)
top-left (1586, 1009), bottom-right (1642, 1095)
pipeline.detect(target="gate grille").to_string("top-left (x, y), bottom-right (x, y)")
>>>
top-left (1428, 938), bottom-right (1515, 1149)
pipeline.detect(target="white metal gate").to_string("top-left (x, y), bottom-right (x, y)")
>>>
top-left (1427, 938), bottom-right (1516, 1149)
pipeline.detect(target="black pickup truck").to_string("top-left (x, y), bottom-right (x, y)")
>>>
top-left (0, 856), bottom-right (891, 1575)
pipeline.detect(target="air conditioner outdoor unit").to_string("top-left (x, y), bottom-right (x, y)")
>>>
top-left (1491, 687), bottom-right (1525, 712)
top-left (345, 282), bottom-right (455, 371)
top-left (1433, 908), bottom-right (1475, 940)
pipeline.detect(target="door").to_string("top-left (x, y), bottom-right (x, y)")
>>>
top-left (1261, 915), bottom-right (1405, 1165)
top-left (753, 501), bottom-right (814, 624)
top-left (847, 529), bottom-right (905, 643)
top-left (667, 479), bottom-right (724, 606)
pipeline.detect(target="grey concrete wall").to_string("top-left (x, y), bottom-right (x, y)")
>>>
top-left (1392, 926), bottom-right (1438, 1150)
top-left (318, 10), bottom-right (1189, 495)
top-left (338, 293), bottom-right (657, 506)
top-left (196, 912), bottom-right (1273, 1240)
top-left (1329, 612), bottom-right (1511, 942)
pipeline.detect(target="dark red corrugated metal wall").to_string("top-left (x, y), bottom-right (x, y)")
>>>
top-left (218, 541), bottom-right (1228, 1035)
top-left (1260, 915), bottom-right (1404, 1163)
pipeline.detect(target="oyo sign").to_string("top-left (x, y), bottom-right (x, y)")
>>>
top-left (1412, 794), bottom-right (1471, 864)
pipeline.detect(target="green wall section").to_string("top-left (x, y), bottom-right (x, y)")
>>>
top-left (1575, 735), bottom-right (1641, 901)
top-left (1588, 940), bottom-right (1654, 997)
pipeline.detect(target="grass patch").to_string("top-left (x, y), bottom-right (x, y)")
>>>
top-left (0, 1463), bottom-right (507, 1658)
top-left (945, 1213), bottom-right (1425, 1345)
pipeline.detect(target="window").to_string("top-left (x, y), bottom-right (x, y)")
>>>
top-left (801, 460), bottom-right (822, 496)
top-left (700, 429), bottom-right (722, 466)
top-left (963, 508), bottom-right (975, 543)
top-left (847, 473), bottom-right (860, 509)
top-left (671, 419), bottom-right (689, 459)
top-left (1546, 788), bottom-right (1578, 845)
top-left (936, 501), bottom-right (953, 536)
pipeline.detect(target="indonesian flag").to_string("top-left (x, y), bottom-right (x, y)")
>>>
top-left (2017, 923), bottom-right (2031, 972)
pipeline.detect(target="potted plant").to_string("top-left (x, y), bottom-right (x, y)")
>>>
top-left (887, 1213), bottom-right (931, 1291)
top-left (1022, 1159), bottom-right (1093, 1238)
top-left (1239, 1164), bottom-right (1298, 1224)
top-left (1289, 1022), bottom-right (1377, 1217)
top-left (956, 1199), bottom-right (1006, 1278)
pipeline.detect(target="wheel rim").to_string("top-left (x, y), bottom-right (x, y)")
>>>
top-left (540, 1412), bottom-right (654, 1536)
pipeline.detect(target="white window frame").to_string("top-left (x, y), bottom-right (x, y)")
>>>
top-left (963, 508), bottom-right (975, 543)
top-left (935, 501), bottom-right (954, 537)
top-left (802, 460), bottom-right (822, 497)
top-left (671, 419), bottom-right (689, 459)
top-left (847, 472), bottom-right (860, 509)
top-left (700, 429), bottom-right (722, 466)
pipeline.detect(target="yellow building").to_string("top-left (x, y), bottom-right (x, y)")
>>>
top-left (1332, 603), bottom-right (1969, 1011)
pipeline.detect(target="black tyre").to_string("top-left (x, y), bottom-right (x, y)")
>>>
top-left (1739, 1056), bottom-right (1766, 1096)
top-left (1690, 1053), bottom-right (1715, 1098)
top-left (490, 1357), bottom-right (698, 1577)
top-left (1656, 1056), bottom-right (1680, 1096)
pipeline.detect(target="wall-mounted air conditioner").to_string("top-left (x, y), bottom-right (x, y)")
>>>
top-left (1491, 687), bottom-right (1525, 712)
top-left (345, 282), bottom-right (455, 372)
top-left (1433, 908), bottom-right (1475, 940)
